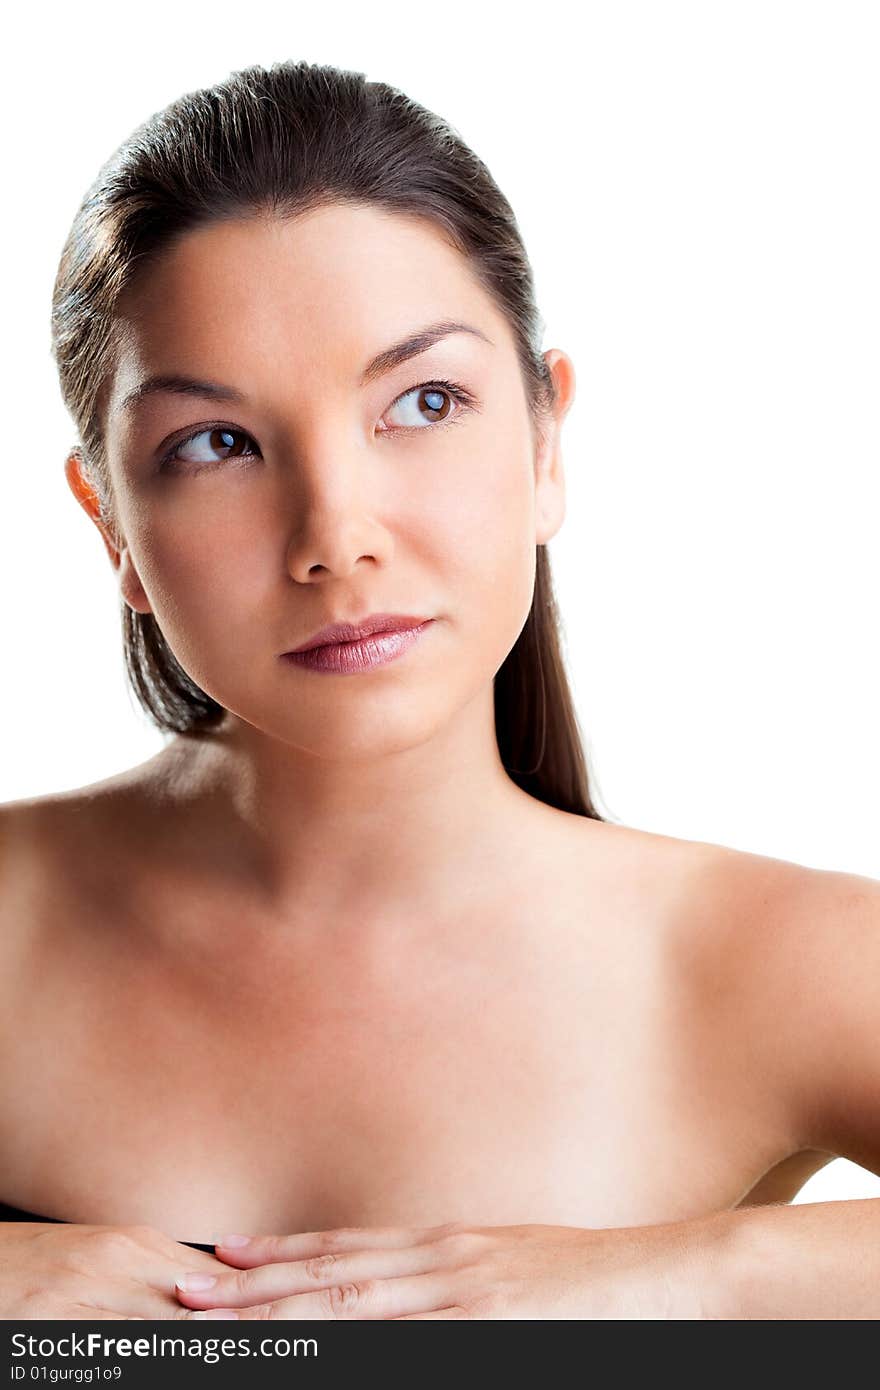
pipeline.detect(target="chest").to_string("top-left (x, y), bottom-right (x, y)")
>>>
top-left (0, 901), bottom-right (786, 1243)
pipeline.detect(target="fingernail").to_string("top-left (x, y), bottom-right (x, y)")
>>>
top-left (216, 1234), bottom-right (252, 1248)
top-left (191, 1308), bottom-right (239, 1320)
top-left (176, 1273), bottom-right (217, 1291)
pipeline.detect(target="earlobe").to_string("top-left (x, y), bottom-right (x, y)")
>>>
top-left (63, 448), bottom-right (153, 615)
top-left (117, 551), bottom-right (154, 615)
top-left (535, 470), bottom-right (566, 546)
top-left (532, 420), bottom-right (566, 545)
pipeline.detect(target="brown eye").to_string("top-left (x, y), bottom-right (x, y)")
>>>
top-left (385, 383), bottom-right (468, 430)
top-left (418, 388), bottom-right (452, 421)
top-left (164, 426), bottom-right (259, 470)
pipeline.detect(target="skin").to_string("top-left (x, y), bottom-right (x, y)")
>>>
top-left (71, 203), bottom-right (572, 933)
top-left (2, 201), bottom-right (872, 1319)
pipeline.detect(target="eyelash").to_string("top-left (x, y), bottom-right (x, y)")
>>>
top-left (157, 378), bottom-right (476, 472)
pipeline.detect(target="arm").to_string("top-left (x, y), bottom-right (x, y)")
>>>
top-left (172, 1196), bottom-right (880, 1321)
top-left (699, 1196), bottom-right (880, 1319)
top-left (698, 859), bottom-right (880, 1319)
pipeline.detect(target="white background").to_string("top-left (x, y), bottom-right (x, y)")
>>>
top-left (2, 2), bottom-right (877, 1207)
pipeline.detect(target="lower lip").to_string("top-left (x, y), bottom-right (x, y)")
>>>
top-left (280, 621), bottom-right (434, 675)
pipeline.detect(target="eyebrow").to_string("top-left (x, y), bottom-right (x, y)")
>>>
top-left (119, 319), bottom-right (493, 414)
top-left (359, 319), bottom-right (492, 384)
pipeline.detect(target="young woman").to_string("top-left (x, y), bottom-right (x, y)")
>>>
top-left (1, 58), bottom-right (878, 1321)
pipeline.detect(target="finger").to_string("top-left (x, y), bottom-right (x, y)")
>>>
top-left (175, 1239), bottom-right (454, 1311)
top-left (66, 1278), bottom-right (197, 1322)
top-left (212, 1222), bottom-right (458, 1269)
top-left (186, 1270), bottom-right (459, 1321)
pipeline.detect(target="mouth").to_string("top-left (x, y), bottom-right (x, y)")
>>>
top-left (284, 613), bottom-right (433, 655)
top-left (280, 617), bottom-right (435, 675)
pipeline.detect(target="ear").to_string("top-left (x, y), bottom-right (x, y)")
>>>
top-left (64, 448), bottom-right (153, 615)
top-left (533, 349), bottom-right (576, 546)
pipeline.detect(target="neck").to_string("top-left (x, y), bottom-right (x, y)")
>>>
top-left (151, 683), bottom-right (536, 935)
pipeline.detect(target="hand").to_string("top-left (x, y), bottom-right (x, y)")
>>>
top-left (173, 1218), bottom-right (709, 1320)
top-left (0, 1222), bottom-right (225, 1321)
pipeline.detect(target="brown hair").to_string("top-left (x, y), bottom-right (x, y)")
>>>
top-left (51, 58), bottom-right (613, 823)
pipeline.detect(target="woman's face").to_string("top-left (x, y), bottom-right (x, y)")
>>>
top-left (84, 203), bottom-right (572, 758)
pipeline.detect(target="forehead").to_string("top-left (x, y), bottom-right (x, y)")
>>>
top-left (108, 203), bottom-right (506, 397)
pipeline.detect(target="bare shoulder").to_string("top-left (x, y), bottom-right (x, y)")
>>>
top-left (0, 792), bottom-right (71, 989)
top-left (0, 774), bottom-right (135, 879)
top-left (679, 833), bottom-right (880, 1005)
top-left (667, 832), bottom-right (880, 1164)
top-left (656, 830), bottom-right (831, 1016)
top-left (0, 791), bottom-right (68, 912)
top-left (0, 786), bottom-right (97, 948)
top-left (0, 751), bottom-right (175, 942)
top-left (577, 823), bottom-right (835, 1139)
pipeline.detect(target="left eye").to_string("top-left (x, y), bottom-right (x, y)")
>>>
top-left (163, 427), bottom-right (259, 469)
top-left (384, 382), bottom-right (469, 430)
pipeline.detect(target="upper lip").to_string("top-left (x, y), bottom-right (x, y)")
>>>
top-left (285, 613), bottom-right (432, 653)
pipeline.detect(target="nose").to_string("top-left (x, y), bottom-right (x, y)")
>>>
top-left (281, 430), bottom-right (395, 583)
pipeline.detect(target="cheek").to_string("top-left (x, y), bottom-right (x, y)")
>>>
top-left (127, 498), bottom-right (268, 633)
top-left (432, 421), bottom-right (537, 643)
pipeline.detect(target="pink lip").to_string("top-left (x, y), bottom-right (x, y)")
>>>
top-left (285, 613), bottom-right (432, 654)
top-left (280, 620), bottom-right (434, 675)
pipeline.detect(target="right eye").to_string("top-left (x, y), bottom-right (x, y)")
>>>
top-left (161, 426), bottom-right (261, 471)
